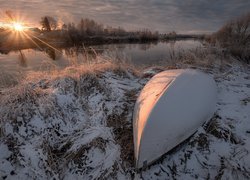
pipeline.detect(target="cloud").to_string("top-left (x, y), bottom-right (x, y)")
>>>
top-left (0, 0), bottom-right (250, 33)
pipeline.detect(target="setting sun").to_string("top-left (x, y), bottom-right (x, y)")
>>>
top-left (13, 22), bottom-right (24, 31)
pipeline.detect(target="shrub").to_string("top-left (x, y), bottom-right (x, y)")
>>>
top-left (211, 12), bottom-right (250, 63)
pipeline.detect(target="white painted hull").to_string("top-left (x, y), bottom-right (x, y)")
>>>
top-left (133, 69), bottom-right (217, 168)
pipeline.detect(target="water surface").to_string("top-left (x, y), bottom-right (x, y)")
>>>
top-left (0, 40), bottom-right (202, 73)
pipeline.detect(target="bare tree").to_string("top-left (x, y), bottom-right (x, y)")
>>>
top-left (40, 16), bottom-right (58, 31)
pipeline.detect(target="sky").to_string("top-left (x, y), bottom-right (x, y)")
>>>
top-left (1, 0), bottom-right (250, 34)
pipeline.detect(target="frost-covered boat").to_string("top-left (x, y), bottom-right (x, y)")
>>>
top-left (133, 69), bottom-right (217, 169)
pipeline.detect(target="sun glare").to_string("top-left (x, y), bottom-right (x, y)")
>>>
top-left (13, 22), bottom-right (24, 31)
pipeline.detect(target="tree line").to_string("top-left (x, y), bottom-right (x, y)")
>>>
top-left (40, 16), bottom-right (159, 45)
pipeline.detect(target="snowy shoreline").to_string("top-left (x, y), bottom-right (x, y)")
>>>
top-left (0, 59), bottom-right (250, 179)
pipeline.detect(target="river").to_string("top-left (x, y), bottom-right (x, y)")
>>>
top-left (0, 40), bottom-right (202, 72)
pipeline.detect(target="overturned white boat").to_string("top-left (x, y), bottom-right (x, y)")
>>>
top-left (133, 69), bottom-right (217, 169)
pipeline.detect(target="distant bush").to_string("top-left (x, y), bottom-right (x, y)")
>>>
top-left (210, 12), bottom-right (250, 63)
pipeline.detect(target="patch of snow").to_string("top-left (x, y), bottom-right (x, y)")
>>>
top-left (0, 62), bottom-right (249, 179)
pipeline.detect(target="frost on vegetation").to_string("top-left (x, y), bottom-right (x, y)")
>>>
top-left (0, 59), bottom-right (250, 179)
top-left (0, 65), bottom-right (142, 179)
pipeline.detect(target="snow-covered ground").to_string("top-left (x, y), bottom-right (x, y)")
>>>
top-left (0, 59), bottom-right (249, 179)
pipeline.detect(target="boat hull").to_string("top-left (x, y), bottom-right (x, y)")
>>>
top-left (133, 69), bottom-right (217, 168)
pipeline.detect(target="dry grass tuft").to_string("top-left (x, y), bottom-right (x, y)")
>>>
top-left (107, 113), bottom-right (135, 166)
top-left (0, 69), bottom-right (24, 89)
top-left (204, 114), bottom-right (242, 144)
top-left (167, 45), bottom-right (235, 72)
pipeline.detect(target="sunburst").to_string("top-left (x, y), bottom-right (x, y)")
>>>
top-left (13, 22), bottom-right (24, 31)
top-left (1, 11), bottom-right (62, 57)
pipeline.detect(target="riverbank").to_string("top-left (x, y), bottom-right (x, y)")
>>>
top-left (0, 49), bottom-right (250, 179)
